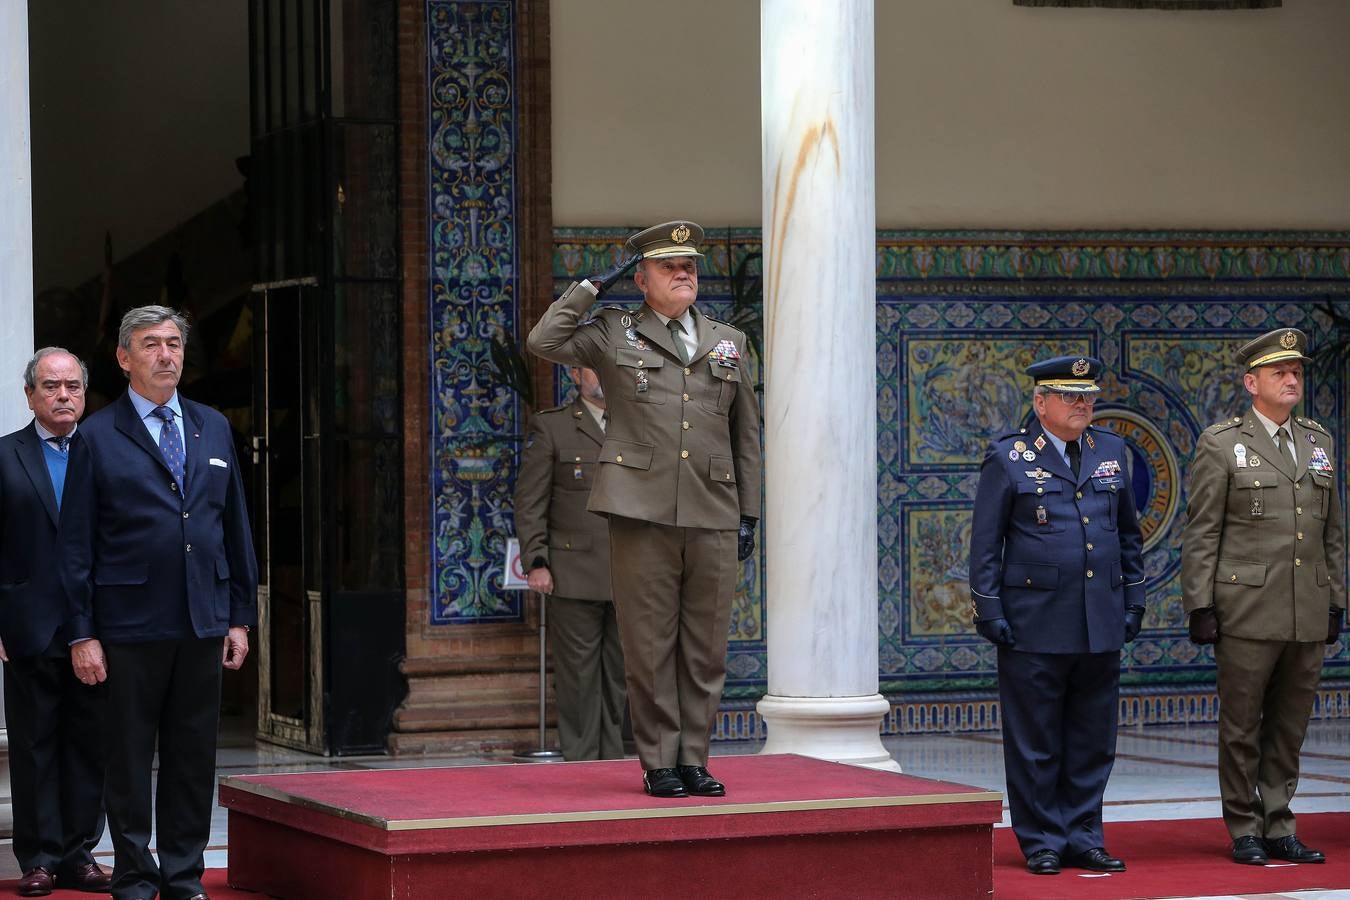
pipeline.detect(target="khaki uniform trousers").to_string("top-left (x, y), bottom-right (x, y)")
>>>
top-left (548, 595), bottom-right (626, 761)
top-left (608, 516), bottom-right (736, 770)
top-left (1215, 634), bottom-right (1324, 840)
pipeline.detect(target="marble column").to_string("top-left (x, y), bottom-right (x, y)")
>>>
top-left (0, 0), bottom-right (33, 835)
top-left (757, 0), bottom-right (895, 772)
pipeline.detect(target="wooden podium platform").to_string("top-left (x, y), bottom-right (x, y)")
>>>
top-left (219, 754), bottom-right (1002, 899)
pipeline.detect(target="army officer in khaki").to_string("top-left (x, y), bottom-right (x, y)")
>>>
top-left (514, 366), bottom-right (627, 761)
top-left (1182, 327), bottom-right (1345, 866)
top-left (527, 221), bottom-right (761, 799)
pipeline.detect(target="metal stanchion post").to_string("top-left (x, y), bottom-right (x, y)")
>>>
top-left (514, 593), bottom-right (563, 761)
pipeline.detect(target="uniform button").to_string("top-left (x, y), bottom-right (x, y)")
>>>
top-left (1295, 482), bottom-right (1301, 490)
top-left (684, 367), bottom-right (692, 376)
top-left (1025, 578), bottom-right (1032, 586)
top-left (681, 450), bottom-right (689, 459)
top-left (724, 473), bottom-right (731, 480)
top-left (1297, 532), bottom-right (1304, 540)
top-left (616, 454), bottom-right (623, 463)
top-left (183, 512), bottom-right (190, 519)
top-left (1295, 558), bottom-right (1302, 567)
top-left (1086, 542), bottom-right (1094, 551)
top-left (564, 542), bottom-right (571, 549)
top-left (1296, 507), bottom-right (1303, 515)
top-left (682, 393), bottom-right (690, 402)
top-left (1036, 487), bottom-right (1043, 495)
top-left (1086, 569), bottom-right (1094, 579)
top-left (1230, 574), bottom-right (1237, 582)
top-left (1253, 480), bottom-right (1260, 487)
top-left (575, 456), bottom-right (581, 462)
top-left (682, 421), bottom-right (690, 430)
top-left (1075, 491), bottom-right (1083, 500)
top-left (186, 544), bottom-right (192, 552)
top-left (1081, 516), bottom-right (1090, 525)
top-left (170, 483), bottom-right (178, 492)
top-left (637, 359), bottom-right (644, 367)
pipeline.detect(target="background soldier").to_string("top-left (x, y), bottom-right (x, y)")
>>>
top-left (1181, 327), bottom-right (1345, 866)
top-left (527, 221), bottom-right (760, 798)
top-left (514, 365), bottom-right (626, 761)
top-left (969, 355), bottom-right (1145, 876)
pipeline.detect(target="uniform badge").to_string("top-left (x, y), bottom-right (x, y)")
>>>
top-left (1280, 330), bottom-right (1297, 349)
top-left (1234, 443), bottom-right (1247, 468)
top-left (1033, 435), bottom-right (1047, 452)
top-left (620, 314), bottom-right (632, 328)
top-left (635, 370), bottom-right (649, 394)
top-left (1250, 494), bottom-right (1264, 518)
top-left (1071, 358), bottom-right (1090, 376)
top-left (1084, 433), bottom-right (1096, 451)
top-left (1008, 450), bottom-right (1020, 461)
top-left (1310, 446), bottom-right (1334, 475)
top-left (1022, 450), bottom-right (1036, 462)
top-left (1248, 454), bottom-right (1261, 468)
top-left (1308, 433), bottom-right (1317, 444)
top-left (573, 464), bottom-right (584, 480)
top-left (1091, 460), bottom-right (1121, 478)
top-left (711, 339), bottom-right (741, 368)
top-left (1035, 506), bottom-right (1049, 526)
top-left (1013, 440), bottom-right (1027, 453)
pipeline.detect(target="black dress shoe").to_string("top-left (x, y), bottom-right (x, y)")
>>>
top-left (676, 765), bottom-right (726, 797)
top-left (1026, 849), bottom-right (1060, 875)
top-left (1266, 834), bottom-right (1325, 864)
top-left (18, 866), bottom-right (55, 897)
top-left (1066, 847), bottom-right (1125, 872)
top-left (643, 767), bottom-right (687, 798)
top-left (1232, 834), bottom-right (1269, 865)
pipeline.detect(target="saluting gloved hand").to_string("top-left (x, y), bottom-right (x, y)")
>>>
top-left (1188, 607), bottom-right (1219, 645)
top-left (1328, 607), bottom-right (1343, 646)
top-left (737, 517), bottom-right (757, 562)
top-left (1124, 606), bottom-right (1145, 642)
top-left (975, 617), bottom-right (1015, 646)
top-left (589, 251), bottom-right (643, 296)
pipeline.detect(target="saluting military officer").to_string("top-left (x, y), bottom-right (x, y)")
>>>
top-left (514, 366), bottom-right (627, 761)
top-left (1181, 327), bottom-right (1345, 866)
top-left (527, 221), bottom-right (761, 799)
top-left (969, 355), bottom-right (1145, 876)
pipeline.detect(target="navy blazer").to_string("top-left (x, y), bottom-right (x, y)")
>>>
top-left (63, 391), bottom-right (258, 643)
top-left (0, 421), bottom-right (86, 657)
top-left (969, 421), bottom-right (1145, 654)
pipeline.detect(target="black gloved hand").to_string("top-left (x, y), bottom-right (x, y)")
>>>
top-left (975, 617), bottom-right (1015, 646)
top-left (1124, 606), bottom-right (1144, 642)
top-left (1328, 607), bottom-right (1343, 646)
top-left (1188, 607), bottom-right (1219, 646)
top-left (590, 251), bottom-right (643, 296)
top-left (736, 517), bottom-right (756, 562)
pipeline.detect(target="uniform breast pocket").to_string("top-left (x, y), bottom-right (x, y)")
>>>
top-left (1232, 470), bottom-right (1276, 519)
top-left (615, 348), bottom-right (665, 404)
top-left (700, 358), bottom-right (740, 415)
top-left (1015, 479), bottom-right (1063, 533)
top-left (1092, 477), bottom-right (1120, 531)
top-left (202, 463), bottom-right (230, 509)
top-left (556, 447), bottom-right (595, 490)
top-left (1309, 472), bottom-right (1332, 520)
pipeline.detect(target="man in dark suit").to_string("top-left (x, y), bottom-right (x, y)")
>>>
top-left (1, 348), bottom-right (110, 896)
top-left (64, 306), bottom-right (258, 900)
top-left (968, 355), bottom-right (1146, 876)
top-left (514, 366), bottom-right (626, 761)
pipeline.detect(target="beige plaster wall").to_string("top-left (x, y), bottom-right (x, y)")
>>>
top-left (551, 0), bottom-right (1350, 230)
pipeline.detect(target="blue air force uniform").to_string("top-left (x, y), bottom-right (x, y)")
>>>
top-left (968, 356), bottom-right (1145, 871)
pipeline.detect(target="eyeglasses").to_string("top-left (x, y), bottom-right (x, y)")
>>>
top-left (1051, 392), bottom-right (1096, 407)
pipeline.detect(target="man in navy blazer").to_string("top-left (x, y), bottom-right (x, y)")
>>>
top-left (968, 356), bottom-right (1146, 877)
top-left (64, 306), bottom-right (258, 900)
top-left (1, 348), bottom-right (110, 896)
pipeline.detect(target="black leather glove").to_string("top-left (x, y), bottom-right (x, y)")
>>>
top-left (589, 251), bottom-right (643, 295)
top-left (1124, 606), bottom-right (1144, 643)
top-left (975, 617), bottom-right (1015, 646)
top-left (1188, 607), bottom-right (1219, 645)
top-left (1328, 607), bottom-right (1343, 646)
top-left (737, 517), bottom-right (756, 562)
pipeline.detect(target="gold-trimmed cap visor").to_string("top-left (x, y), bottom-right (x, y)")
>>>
top-left (1035, 378), bottom-right (1103, 394)
top-left (624, 220), bottom-right (705, 259)
top-left (1238, 328), bottom-right (1311, 370)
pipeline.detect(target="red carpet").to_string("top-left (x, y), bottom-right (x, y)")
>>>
top-left (0, 869), bottom-right (259, 898)
top-left (995, 812), bottom-right (1350, 899)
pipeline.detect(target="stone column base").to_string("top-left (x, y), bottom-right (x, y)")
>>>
top-left (755, 694), bottom-right (900, 773)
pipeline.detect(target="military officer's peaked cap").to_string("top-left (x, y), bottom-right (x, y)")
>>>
top-left (624, 220), bottom-right (705, 260)
top-left (1237, 327), bottom-right (1312, 370)
top-left (1026, 355), bottom-right (1103, 394)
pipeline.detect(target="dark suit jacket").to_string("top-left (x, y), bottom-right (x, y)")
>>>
top-left (63, 391), bottom-right (258, 643)
top-left (0, 421), bottom-right (85, 658)
top-left (969, 421), bottom-right (1145, 654)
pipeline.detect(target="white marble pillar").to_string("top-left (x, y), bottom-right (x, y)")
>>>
top-left (757, 1), bottom-right (894, 771)
top-left (0, 0), bottom-right (35, 837)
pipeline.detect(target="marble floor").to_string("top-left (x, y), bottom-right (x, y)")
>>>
top-left (4, 715), bottom-right (1349, 897)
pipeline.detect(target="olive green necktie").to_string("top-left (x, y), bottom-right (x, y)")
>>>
top-left (1276, 427), bottom-right (1295, 467)
top-left (668, 319), bottom-right (690, 365)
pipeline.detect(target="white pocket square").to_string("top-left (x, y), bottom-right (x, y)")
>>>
top-left (209, 457), bottom-right (229, 468)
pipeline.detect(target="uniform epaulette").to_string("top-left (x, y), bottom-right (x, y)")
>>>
top-left (1207, 417), bottom-right (1243, 433)
top-left (1296, 416), bottom-right (1331, 435)
top-left (534, 403), bottom-right (568, 416)
top-left (997, 427), bottom-right (1030, 442)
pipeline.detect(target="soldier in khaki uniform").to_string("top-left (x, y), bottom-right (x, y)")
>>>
top-left (1182, 327), bottom-right (1345, 866)
top-left (514, 366), bottom-right (627, 761)
top-left (527, 221), bottom-right (761, 798)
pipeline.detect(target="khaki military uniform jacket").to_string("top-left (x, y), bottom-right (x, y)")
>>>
top-left (1182, 410), bottom-right (1346, 642)
top-left (526, 281), bottom-right (761, 530)
top-left (513, 400), bottom-right (612, 601)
